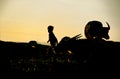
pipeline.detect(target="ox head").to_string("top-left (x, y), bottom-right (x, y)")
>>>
top-left (102, 22), bottom-right (110, 39)
top-left (84, 20), bottom-right (110, 40)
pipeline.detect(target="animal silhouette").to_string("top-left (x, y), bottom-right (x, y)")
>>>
top-left (84, 20), bottom-right (110, 40)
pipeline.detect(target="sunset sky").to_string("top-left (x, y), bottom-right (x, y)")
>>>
top-left (0, 0), bottom-right (120, 44)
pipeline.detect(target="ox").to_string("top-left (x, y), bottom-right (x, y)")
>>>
top-left (84, 20), bottom-right (110, 40)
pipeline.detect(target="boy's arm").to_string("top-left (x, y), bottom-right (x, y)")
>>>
top-left (47, 40), bottom-right (49, 43)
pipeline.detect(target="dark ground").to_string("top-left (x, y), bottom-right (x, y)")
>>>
top-left (0, 39), bottom-right (120, 78)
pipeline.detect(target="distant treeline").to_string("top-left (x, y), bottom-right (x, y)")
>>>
top-left (0, 39), bottom-right (120, 74)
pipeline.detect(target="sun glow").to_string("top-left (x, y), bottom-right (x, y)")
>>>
top-left (0, 0), bottom-right (120, 43)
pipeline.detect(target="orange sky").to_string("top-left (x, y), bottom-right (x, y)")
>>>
top-left (0, 0), bottom-right (120, 44)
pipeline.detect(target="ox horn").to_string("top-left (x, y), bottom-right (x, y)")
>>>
top-left (106, 22), bottom-right (110, 30)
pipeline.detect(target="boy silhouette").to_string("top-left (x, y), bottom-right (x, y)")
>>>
top-left (47, 25), bottom-right (58, 49)
top-left (47, 25), bottom-right (58, 67)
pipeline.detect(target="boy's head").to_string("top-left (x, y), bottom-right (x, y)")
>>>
top-left (48, 25), bottom-right (54, 32)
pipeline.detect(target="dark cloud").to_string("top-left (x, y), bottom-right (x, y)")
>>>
top-left (0, 0), bottom-right (8, 10)
top-left (0, 0), bottom-right (7, 6)
top-left (0, 0), bottom-right (9, 16)
top-left (104, 0), bottom-right (120, 26)
top-left (105, 0), bottom-right (120, 17)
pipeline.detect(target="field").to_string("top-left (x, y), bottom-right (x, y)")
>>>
top-left (0, 39), bottom-right (120, 78)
